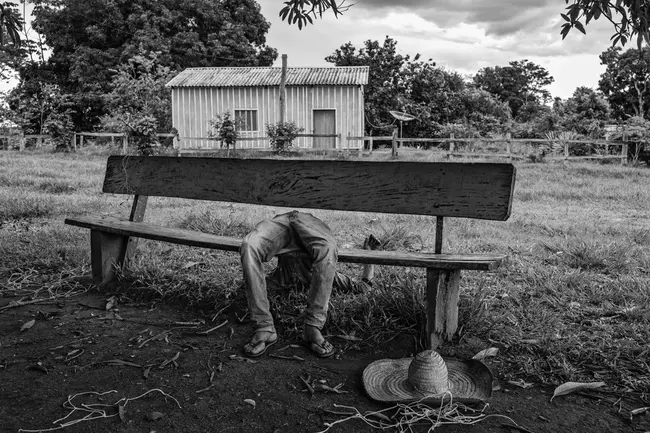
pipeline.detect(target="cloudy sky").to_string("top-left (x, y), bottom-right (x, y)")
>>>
top-left (257, 0), bottom-right (619, 99)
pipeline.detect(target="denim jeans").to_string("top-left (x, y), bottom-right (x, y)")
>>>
top-left (240, 211), bottom-right (338, 332)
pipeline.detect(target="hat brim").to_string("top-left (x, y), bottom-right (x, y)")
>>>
top-left (363, 356), bottom-right (492, 404)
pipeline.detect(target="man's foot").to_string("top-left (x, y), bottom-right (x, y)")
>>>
top-left (302, 325), bottom-right (336, 358)
top-left (243, 330), bottom-right (278, 358)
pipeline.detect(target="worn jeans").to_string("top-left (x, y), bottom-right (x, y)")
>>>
top-left (240, 211), bottom-right (338, 332)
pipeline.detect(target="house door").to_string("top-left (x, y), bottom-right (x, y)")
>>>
top-left (313, 110), bottom-right (336, 149)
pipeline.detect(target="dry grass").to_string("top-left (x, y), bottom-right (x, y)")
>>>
top-left (1, 147), bottom-right (649, 395)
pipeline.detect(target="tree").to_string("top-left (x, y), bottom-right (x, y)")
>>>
top-left (599, 46), bottom-right (650, 120)
top-left (16, 0), bottom-right (277, 130)
top-left (473, 60), bottom-right (554, 120)
top-left (0, 1), bottom-right (22, 47)
top-left (562, 86), bottom-right (611, 136)
top-left (0, 1), bottom-right (26, 81)
top-left (561, 1), bottom-right (650, 48)
top-left (99, 52), bottom-right (176, 154)
top-left (279, 0), bottom-right (352, 29)
top-left (325, 36), bottom-right (411, 134)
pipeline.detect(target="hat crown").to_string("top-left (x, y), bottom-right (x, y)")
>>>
top-left (407, 350), bottom-right (449, 394)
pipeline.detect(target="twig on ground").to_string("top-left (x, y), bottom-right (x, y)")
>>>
top-left (270, 354), bottom-right (305, 362)
top-left (138, 330), bottom-right (171, 348)
top-left (1, 298), bottom-right (59, 312)
top-left (300, 375), bottom-right (315, 398)
top-left (211, 305), bottom-right (229, 322)
top-left (159, 352), bottom-right (180, 369)
top-left (196, 319), bottom-right (228, 335)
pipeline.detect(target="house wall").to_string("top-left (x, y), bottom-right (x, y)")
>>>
top-left (171, 85), bottom-right (364, 150)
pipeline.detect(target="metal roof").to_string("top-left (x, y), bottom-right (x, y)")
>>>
top-left (166, 66), bottom-right (369, 88)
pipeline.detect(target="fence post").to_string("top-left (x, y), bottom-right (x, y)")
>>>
top-left (19, 135), bottom-right (25, 151)
top-left (564, 139), bottom-right (569, 161)
top-left (123, 133), bottom-right (128, 154)
top-left (506, 133), bottom-right (512, 162)
top-left (392, 127), bottom-right (398, 158)
top-left (37, 136), bottom-right (42, 148)
top-left (621, 132), bottom-right (628, 166)
top-left (71, 133), bottom-right (76, 151)
top-left (79, 134), bottom-right (84, 148)
top-left (111, 135), bottom-right (115, 148)
top-left (448, 133), bottom-right (455, 159)
top-left (369, 136), bottom-right (373, 154)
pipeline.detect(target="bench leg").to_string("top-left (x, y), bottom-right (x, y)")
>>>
top-left (91, 230), bottom-right (129, 285)
top-left (426, 268), bottom-right (461, 350)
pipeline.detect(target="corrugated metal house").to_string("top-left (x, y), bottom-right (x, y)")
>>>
top-left (165, 66), bottom-right (369, 150)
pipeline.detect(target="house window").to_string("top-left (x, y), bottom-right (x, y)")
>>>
top-left (234, 110), bottom-right (258, 132)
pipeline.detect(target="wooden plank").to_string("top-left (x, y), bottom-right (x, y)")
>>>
top-left (544, 155), bottom-right (623, 160)
top-left (427, 268), bottom-right (461, 348)
top-left (78, 132), bottom-right (127, 137)
top-left (91, 231), bottom-right (126, 285)
top-left (124, 195), bottom-right (148, 263)
top-left (65, 216), bottom-right (507, 270)
top-left (448, 152), bottom-right (525, 159)
top-left (102, 156), bottom-right (516, 221)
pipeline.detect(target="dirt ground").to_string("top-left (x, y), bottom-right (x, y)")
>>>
top-left (1, 283), bottom-right (648, 433)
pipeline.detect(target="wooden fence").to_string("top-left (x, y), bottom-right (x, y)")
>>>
top-left (1, 132), bottom-right (177, 154)
top-left (0, 134), bottom-right (51, 151)
top-left (347, 131), bottom-right (631, 165)
top-left (1, 130), bottom-right (636, 165)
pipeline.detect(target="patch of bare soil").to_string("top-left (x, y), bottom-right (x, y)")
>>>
top-left (1, 286), bottom-right (648, 433)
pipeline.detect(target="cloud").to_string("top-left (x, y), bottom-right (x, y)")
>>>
top-left (258, 0), bottom-right (615, 98)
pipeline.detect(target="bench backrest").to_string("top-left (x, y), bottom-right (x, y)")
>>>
top-left (103, 156), bottom-right (516, 221)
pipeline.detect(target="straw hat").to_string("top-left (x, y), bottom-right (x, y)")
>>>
top-left (363, 350), bottom-right (493, 403)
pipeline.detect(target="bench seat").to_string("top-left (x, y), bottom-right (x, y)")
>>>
top-left (65, 216), bottom-right (506, 271)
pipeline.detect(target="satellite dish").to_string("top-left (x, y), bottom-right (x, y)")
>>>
top-left (389, 111), bottom-right (418, 122)
top-left (388, 111), bottom-right (418, 139)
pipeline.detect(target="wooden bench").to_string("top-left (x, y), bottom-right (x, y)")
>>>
top-left (65, 156), bottom-right (516, 349)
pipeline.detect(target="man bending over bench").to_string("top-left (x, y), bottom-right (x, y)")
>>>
top-left (240, 210), bottom-right (376, 358)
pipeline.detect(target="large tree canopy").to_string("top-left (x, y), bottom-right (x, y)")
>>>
top-left (598, 46), bottom-right (650, 119)
top-left (473, 60), bottom-right (554, 120)
top-left (13, 0), bottom-right (277, 130)
top-left (325, 36), bottom-right (510, 137)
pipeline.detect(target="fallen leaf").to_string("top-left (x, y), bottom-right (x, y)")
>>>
top-left (20, 319), bottom-right (35, 332)
top-left (472, 347), bottom-right (499, 360)
top-left (105, 359), bottom-right (142, 368)
top-left (182, 261), bottom-right (202, 269)
top-left (630, 407), bottom-right (649, 417)
top-left (118, 404), bottom-right (127, 422)
top-left (147, 411), bottom-right (164, 421)
top-left (244, 398), bottom-right (256, 408)
top-left (26, 363), bottom-right (48, 374)
top-left (105, 296), bottom-right (117, 311)
top-left (551, 381), bottom-right (605, 401)
top-left (143, 366), bottom-right (151, 379)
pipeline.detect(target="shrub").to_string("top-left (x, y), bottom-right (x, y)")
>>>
top-left (266, 121), bottom-right (303, 154)
top-left (208, 112), bottom-right (238, 149)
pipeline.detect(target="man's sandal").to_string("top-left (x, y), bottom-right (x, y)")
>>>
top-left (243, 332), bottom-right (278, 358)
top-left (303, 338), bottom-right (336, 359)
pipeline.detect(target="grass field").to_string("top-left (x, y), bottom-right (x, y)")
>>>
top-left (1, 147), bottom-right (649, 395)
